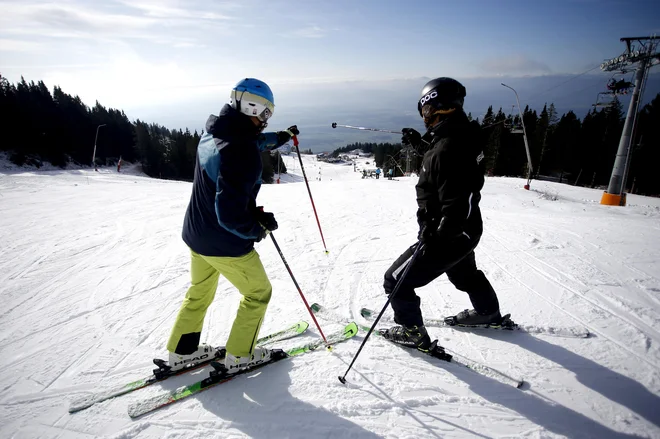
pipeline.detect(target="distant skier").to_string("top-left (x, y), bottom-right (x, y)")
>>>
top-left (375, 168), bottom-right (381, 179)
top-left (382, 77), bottom-right (502, 350)
top-left (166, 78), bottom-right (299, 374)
top-left (388, 168), bottom-right (393, 180)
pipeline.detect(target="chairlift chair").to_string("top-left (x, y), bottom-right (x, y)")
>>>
top-left (605, 70), bottom-right (634, 95)
top-left (592, 91), bottom-right (616, 108)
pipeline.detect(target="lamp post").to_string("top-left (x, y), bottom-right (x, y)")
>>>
top-left (92, 124), bottom-right (106, 169)
top-left (501, 83), bottom-right (533, 189)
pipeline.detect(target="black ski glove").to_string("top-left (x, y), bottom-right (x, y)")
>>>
top-left (418, 217), bottom-right (464, 244)
top-left (416, 207), bottom-right (438, 243)
top-left (401, 128), bottom-right (422, 147)
top-left (276, 125), bottom-right (300, 146)
top-left (255, 207), bottom-right (278, 232)
top-left (417, 223), bottom-right (437, 244)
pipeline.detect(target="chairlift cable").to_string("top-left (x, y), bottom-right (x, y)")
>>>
top-left (527, 64), bottom-right (603, 102)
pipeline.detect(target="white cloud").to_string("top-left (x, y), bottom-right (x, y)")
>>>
top-left (290, 26), bottom-right (326, 39)
top-left (173, 42), bottom-right (206, 49)
top-left (116, 0), bottom-right (233, 20)
top-left (479, 55), bottom-right (552, 75)
top-left (0, 2), bottom-right (158, 40)
top-left (0, 38), bottom-right (44, 52)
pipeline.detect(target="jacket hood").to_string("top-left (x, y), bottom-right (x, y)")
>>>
top-left (422, 110), bottom-right (484, 160)
top-left (206, 104), bottom-right (261, 139)
top-left (424, 109), bottom-right (470, 141)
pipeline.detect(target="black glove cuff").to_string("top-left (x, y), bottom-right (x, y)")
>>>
top-left (277, 131), bottom-right (292, 145)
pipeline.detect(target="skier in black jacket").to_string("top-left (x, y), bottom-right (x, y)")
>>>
top-left (382, 77), bottom-right (502, 350)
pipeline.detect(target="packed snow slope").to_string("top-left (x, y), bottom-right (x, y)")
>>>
top-left (1, 151), bottom-right (660, 439)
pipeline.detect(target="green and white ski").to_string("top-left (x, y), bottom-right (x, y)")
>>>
top-left (361, 306), bottom-right (589, 338)
top-left (69, 320), bottom-right (309, 413)
top-left (128, 322), bottom-right (358, 418)
top-left (311, 303), bottom-right (525, 389)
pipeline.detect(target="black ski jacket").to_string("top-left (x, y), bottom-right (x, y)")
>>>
top-left (415, 110), bottom-right (485, 240)
top-left (181, 105), bottom-right (285, 257)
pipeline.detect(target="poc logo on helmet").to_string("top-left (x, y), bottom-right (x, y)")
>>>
top-left (420, 91), bottom-right (437, 106)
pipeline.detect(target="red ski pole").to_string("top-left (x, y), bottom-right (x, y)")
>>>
top-left (268, 231), bottom-right (329, 344)
top-left (293, 135), bottom-right (329, 254)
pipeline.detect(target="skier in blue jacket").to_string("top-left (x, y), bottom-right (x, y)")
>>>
top-left (167, 78), bottom-right (299, 374)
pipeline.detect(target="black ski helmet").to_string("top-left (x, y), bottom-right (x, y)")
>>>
top-left (417, 77), bottom-right (466, 118)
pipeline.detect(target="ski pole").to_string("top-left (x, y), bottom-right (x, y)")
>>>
top-left (268, 231), bottom-right (330, 345)
top-left (338, 241), bottom-right (426, 384)
top-left (293, 135), bottom-right (329, 254)
top-left (331, 122), bottom-right (402, 134)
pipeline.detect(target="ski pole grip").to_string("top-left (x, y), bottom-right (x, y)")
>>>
top-left (256, 206), bottom-right (269, 233)
top-left (292, 135), bottom-right (299, 148)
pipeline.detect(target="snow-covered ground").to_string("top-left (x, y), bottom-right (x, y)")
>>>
top-left (1, 150), bottom-right (659, 438)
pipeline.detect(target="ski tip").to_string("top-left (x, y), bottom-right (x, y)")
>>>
top-left (345, 322), bottom-right (359, 337)
top-left (297, 321), bottom-right (310, 332)
top-left (516, 380), bottom-right (528, 390)
top-left (338, 375), bottom-right (347, 384)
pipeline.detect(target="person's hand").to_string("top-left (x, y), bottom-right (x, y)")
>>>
top-left (417, 223), bottom-right (437, 244)
top-left (401, 128), bottom-right (421, 147)
top-left (255, 208), bottom-right (278, 232)
top-left (416, 207), bottom-right (437, 243)
top-left (276, 125), bottom-right (300, 145)
top-left (276, 131), bottom-right (292, 145)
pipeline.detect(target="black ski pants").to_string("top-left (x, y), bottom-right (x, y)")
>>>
top-left (383, 235), bottom-right (499, 327)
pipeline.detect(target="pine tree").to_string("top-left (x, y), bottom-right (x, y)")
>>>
top-left (629, 93), bottom-right (660, 194)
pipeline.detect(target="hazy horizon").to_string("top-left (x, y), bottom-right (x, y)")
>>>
top-left (3, 0), bottom-right (659, 152)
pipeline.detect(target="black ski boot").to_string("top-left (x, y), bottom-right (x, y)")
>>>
top-left (380, 325), bottom-right (432, 351)
top-left (445, 309), bottom-right (503, 327)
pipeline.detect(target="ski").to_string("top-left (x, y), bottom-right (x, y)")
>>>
top-left (69, 320), bottom-right (309, 413)
top-left (361, 307), bottom-right (590, 338)
top-left (127, 322), bottom-right (359, 418)
top-left (311, 303), bottom-right (525, 389)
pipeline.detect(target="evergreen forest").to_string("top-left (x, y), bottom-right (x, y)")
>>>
top-left (2, 75), bottom-right (659, 195)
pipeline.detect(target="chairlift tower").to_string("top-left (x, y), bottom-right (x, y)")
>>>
top-left (600, 36), bottom-right (659, 206)
top-left (501, 83), bottom-right (533, 189)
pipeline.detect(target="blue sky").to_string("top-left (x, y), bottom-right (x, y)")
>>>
top-left (1, 0), bottom-right (659, 130)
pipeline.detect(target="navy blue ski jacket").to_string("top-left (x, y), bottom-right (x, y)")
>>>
top-left (182, 104), bottom-right (285, 257)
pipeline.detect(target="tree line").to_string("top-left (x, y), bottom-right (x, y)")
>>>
top-left (0, 75), bottom-right (287, 183)
top-left (2, 75), bottom-right (658, 195)
top-left (331, 96), bottom-right (660, 196)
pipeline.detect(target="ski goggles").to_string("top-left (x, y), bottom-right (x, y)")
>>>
top-left (231, 90), bottom-right (275, 123)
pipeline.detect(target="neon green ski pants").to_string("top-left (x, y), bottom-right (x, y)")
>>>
top-left (167, 249), bottom-right (272, 358)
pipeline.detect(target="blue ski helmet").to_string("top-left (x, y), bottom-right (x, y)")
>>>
top-left (230, 78), bottom-right (275, 123)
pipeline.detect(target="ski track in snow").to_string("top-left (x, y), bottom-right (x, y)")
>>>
top-left (1, 157), bottom-right (659, 438)
top-left (481, 230), bottom-right (659, 371)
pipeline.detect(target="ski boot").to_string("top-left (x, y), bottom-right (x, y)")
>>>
top-left (223, 347), bottom-right (276, 375)
top-left (167, 344), bottom-right (217, 372)
top-left (380, 324), bottom-right (432, 351)
top-left (445, 309), bottom-right (516, 329)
